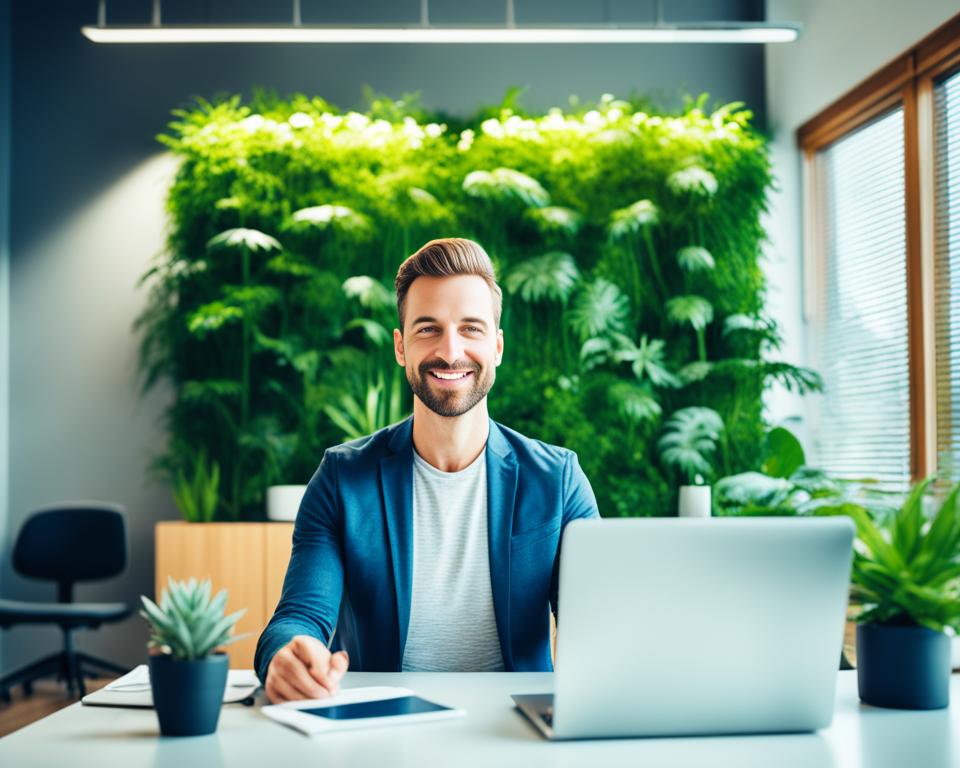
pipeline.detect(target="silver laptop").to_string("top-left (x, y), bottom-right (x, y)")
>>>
top-left (512, 517), bottom-right (854, 739)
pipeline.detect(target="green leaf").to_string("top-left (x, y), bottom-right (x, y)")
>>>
top-left (608, 200), bottom-right (659, 240)
top-left (676, 246), bottom-right (715, 273)
top-left (762, 427), bottom-right (806, 479)
top-left (568, 279), bottom-right (629, 342)
top-left (665, 295), bottom-right (714, 331)
top-left (657, 407), bottom-right (724, 483)
top-left (505, 252), bottom-right (579, 304)
top-left (463, 168), bottom-right (550, 208)
top-left (207, 228), bottom-right (281, 252)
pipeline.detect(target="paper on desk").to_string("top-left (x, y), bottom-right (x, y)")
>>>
top-left (80, 664), bottom-right (260, 708)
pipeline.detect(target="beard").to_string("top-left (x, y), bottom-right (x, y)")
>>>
top-left (407, 358), bottom-right (495, 417)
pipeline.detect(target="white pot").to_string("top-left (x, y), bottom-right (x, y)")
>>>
top-left (266, 485), bottom-right (307, 522)
top-left (678, 485), bottom-right (711, 518)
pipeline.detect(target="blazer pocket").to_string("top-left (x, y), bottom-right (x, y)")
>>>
top-left (511, 519), bottom-right (561, 550)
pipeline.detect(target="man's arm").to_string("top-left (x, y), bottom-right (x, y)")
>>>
top-left (254, 449), bottom-right (345, 686)
top-left (550, 450), bottom-right (600, 618)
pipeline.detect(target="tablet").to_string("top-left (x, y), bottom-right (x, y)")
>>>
top-left (261, 686), bottom-right (465, 736)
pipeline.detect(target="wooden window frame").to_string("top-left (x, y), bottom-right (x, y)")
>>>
top-left (797, 12), bottom-right (960, 482)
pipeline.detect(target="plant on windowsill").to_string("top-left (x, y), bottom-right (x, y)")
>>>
top-left (140, 577), bottom-right (249, 736)
top-left (828, 478), bottom-right (960, 710)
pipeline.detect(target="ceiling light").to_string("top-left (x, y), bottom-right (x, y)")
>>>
top-left (82, 0), bottom-right (801, 45)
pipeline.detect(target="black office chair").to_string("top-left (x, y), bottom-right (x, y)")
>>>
top-left (0, 503), bottom-right (134, 701)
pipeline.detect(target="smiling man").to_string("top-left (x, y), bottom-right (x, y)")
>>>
top-left (255, 237), bottom-right (599, 703)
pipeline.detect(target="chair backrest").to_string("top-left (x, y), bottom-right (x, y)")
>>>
top-left (12, 503), bottom-right (128, 599)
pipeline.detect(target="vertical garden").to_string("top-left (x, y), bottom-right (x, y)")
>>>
top-left (136, 91), bottom-right (819, 521)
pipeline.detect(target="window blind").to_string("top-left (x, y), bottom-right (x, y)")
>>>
top-left (935, 70), bottom-right (960, 484)
top-left (812, 107), bottom-right (912, 489)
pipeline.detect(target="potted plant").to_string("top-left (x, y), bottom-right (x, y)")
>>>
top-left (840, 479), bottom-right (960, 709)
top-left (657, 406), bottom-right (725, 517)
top-left (140, 577), bottom-right (249, 736)
top-left (170, 449), bottom-right (221, 523)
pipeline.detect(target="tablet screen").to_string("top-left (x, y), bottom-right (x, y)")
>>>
top-left (301, 696), bottom-right (452, 721)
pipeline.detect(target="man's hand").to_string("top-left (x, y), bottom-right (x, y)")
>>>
top-left (265, 635), bottom-right (349, 704)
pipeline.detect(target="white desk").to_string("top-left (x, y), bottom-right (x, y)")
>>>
top-left (0, 671), bottom-right (956, 767)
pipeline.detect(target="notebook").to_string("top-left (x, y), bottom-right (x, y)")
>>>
top-left (81, 663), bottom-right (261, 708)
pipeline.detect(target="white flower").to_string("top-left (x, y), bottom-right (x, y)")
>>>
top-left (288, 112), bottom-right (314, 129)
top-left (457, 129), bottom-right (475, 152)
top-left (583, 110), bottom-right (604, 127)
top-left (542, 113), bottom-right (566, 131)
top-left (425, 122), bottom-right (445, 138)
top-left (240, 114), bottom-right (265, 132)
top-left (480, 118), bottom-right (504, 139)
top-left (344, 112), bottom-right (371, 131)
top-left (607, 107), bottom-right (623, 122)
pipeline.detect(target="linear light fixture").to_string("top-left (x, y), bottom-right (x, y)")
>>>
top-left (81, 0), bottom-right (801, 45)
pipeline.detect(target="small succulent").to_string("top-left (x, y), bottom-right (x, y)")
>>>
top-left (140, 577), bottom-right (249, 661)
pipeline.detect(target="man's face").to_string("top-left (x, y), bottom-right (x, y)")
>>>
top-left (394, 274), bottom-right (504, 418)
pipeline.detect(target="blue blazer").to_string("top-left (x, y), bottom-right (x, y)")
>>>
top-left (254, 416), bottom-right (599, 683)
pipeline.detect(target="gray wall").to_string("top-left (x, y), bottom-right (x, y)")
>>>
top-left (2, 0), bottom-right (766, 673)
top-left (762, 0), bottom-right (959, 453)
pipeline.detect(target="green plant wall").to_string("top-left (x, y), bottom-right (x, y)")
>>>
top-left (137, 91), bottom-right (819, 521)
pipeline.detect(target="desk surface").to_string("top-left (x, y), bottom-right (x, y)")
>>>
top-left (0, 671), bottom-right (957, 768)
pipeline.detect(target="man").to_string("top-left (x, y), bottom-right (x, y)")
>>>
top-left (255, 237), bottom-right (599, 703)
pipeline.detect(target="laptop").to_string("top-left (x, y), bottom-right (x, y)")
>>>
top-left (512, 516), bottom-right (854, 739)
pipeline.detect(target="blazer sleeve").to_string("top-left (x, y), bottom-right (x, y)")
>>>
top-left (253, 449), bottom-right (345, 685)
top-left (550, 450), bottom-right (600, 619)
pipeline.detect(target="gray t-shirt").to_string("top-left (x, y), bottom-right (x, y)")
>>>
top-left (400, 447), bottom-right (505, 672)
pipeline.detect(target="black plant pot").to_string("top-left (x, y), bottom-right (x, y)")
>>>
top-left (148, 652), bottom-right (228, 736)
top-left (856, 623), bottom-right (950, 710)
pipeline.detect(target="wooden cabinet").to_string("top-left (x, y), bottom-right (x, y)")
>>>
top-left (154, 521), bottom-right (294, 669)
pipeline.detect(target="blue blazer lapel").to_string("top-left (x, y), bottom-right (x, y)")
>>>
top-left (380, 417), bottom-right (414, 667)
top-left (486, 419), bottom-right (518, 670)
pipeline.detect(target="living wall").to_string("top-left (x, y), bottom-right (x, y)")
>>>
top-left (137, 90), bottom-right (819, 521)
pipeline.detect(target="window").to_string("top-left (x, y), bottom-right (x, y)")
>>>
top-left (799, 12), bottom-right (960, 485)
top-left (812, 109), bottom-right (911, 488)
top-left (935, 70), bottom-right (960, 483)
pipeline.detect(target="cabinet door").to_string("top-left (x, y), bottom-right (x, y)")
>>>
top-left (155, 522), bottom-right (265, 669)
top-left (264, 523), bottom-right (295, 620)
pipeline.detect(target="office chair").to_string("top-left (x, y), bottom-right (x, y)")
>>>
top-left (0, 503), bottom-right (134, 701)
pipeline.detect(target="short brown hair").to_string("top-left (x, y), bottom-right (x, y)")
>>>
top-left (395, 238), bottom-right (503, 331)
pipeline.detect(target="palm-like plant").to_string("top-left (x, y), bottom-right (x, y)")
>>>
top-left (607, 199), bottom-right (666, 309)
top-left (667, 165), bottom-right (719, 197)
top-left (567, 278), bottom-right (629, 342)
top-left (666, 295), bottom-right (714, 362)
top-left (505, 252), bottom-right (579, 303)
top-left (525, 206), bottom-right (583, 237)
top-left (463, 167), bottom-right (550, 208)
top-left (609, 333), bottom-right (681, 389)
top-left (291, 204), bottom-right (369, 233)
top-left (342, 275), bottom-right (394, 311)
top-left (506, 252), bottom-right (580, 367)
top-left (206, 227), bottom-right (283, 519)
top-left (676, 245), bottom-right (715, 273)
top-left (608, 379), bottom-right (662, 425)
top-left (657, 406), bottom-right (725, 484)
